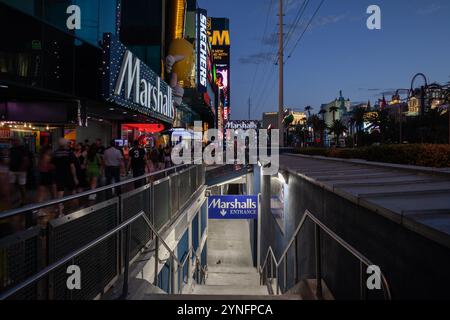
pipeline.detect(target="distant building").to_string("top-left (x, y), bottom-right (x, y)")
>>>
top-left (262, 110), bottom-right (307, 129)
top-left (320, 90), bottom-right (351, 127)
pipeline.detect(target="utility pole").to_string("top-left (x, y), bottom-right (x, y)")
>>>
top-left (278, 0), bottom-right (284, 147)
top-left (248, 97), bottom-right (251, 120)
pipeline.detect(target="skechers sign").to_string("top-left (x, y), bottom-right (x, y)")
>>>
top-left (197, 9), bottom-right (208, 93)
top-left (102, 33), bottom-right (174, 123)
top-left (208, 195), bottom-right (258, 220)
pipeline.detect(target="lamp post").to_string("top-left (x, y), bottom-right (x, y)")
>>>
top-left (410, 73), bottom-right (428, 117)
top-left (395, 89), bottom-right (410, 144)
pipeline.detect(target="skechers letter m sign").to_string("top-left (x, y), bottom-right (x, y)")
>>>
top-left (102, 34), bottom-right (174, 123)
top-left (197, 9), bottom-right (208, 93)
top-left (208, 195), bottom-right (258, 219)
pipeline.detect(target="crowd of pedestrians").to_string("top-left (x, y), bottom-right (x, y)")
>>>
top-left (0, 137), bottom-right (174, 212)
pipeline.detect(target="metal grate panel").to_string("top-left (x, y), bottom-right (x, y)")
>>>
top-left (0, 227), bottom-right (42, 300)
top-left (169, 174), bottom-right (180, 218)
top-left (179, 169), bottom-right (191, 208)
top-left (121, 185), bottom-right (152, 261)
top-left (153, 178), bottom-right (170, 230)
top-left (190, 166), bottom-right (198, 195)
top-left (48, 200), bottom-right (119, 300)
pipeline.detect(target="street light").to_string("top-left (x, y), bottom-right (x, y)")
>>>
top-left (410, 73), bottom-right (428, 116)
top-left (395, 89), bottom-right (410, 144)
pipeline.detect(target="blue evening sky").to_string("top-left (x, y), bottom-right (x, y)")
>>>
top-left (198, 0), bottom-right (450, 120)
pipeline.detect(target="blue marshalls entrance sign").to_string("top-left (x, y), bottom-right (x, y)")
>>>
top-left (208, 195), bottom-right (258, 219)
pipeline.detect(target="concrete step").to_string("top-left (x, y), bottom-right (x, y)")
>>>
top-left (286, 279), bottom-right (334, 300)
top-left (207, 265), bottom-right (260, 275)
top-left (206, 271), bottom-right (261, 286)
top-left (192, 284), bottom-right (269, 296)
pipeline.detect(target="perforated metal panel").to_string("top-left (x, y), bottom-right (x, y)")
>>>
top-left (121, 185), bottom-right (152, 261)
top-left (153, 178), bottom-right (170, 230)
top-left (190, 166), bottom-right (198, 195)
top-left (197, 165), bottom-right (204, 187)
top-left (178, 168), bottom-right (190, 210)
top-left (169, 174), bottom-right (180, 218)
top-left (48, 199), bottom-right (119, 300)
top-left (0, 227), bottom-right (42, 300)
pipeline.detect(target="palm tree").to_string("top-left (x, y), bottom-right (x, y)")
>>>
top-left (352, 106), bottom-right (367, 146)
top-left (367, 109), bottom-right (390, 143)
top-left (329, 119), bottom-right (347, 147)
top-left (308, 114), bottom-right (320, 144)
top-left (316, 119), bottom-right (328, 147)
top-left (329, 105), bottom-right (339, 122)
top-left (294, 123), bottom-right (308, 146)
top-left (318, 109), bottom-right (327, 121)
top-left (304, 106), bottom-right (313, 117)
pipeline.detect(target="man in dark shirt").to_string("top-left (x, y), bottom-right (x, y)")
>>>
top-left (128, 140), bottom-right (147, 188)
top-left (52, 138), bottom-right (78, 199)
top-left (8, 138), bottom-right (30, 206)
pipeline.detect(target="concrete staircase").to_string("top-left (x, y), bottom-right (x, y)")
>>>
top-left (191, 265), bottom-right (268, 296)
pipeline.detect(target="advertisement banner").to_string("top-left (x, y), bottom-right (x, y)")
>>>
top-left (197, 8), bottom-right (208, 93)
top-left (208, 195), bottom-right (258, 220)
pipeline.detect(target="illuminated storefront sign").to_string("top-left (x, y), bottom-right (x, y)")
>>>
top-left (224, 120), bottom-right (261, 130)
top-left (102, 33), bottom-right (175, 123)
top-left (197, 9), bottom-right (208, 93)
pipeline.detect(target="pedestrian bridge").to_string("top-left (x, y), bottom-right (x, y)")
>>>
top-left (1, 154), bottom-right (450, 300)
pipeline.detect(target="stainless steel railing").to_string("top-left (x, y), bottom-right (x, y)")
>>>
top-left (0, 164), bottom-right (207, 299)
top-left (259, 210), bottom-right (392, 300)
top-left (0, 164), bottom-right (188, 221)
top-left (0, 207), bottom-right (208, 300)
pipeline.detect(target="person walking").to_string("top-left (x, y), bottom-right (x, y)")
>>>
top-left (163, 145), bottom-right (172, 168)
top-left (158, 144), bottom-right (165, 170)
top-left (103, 141), bottom-right (124, 196)
top-left (52, 138), bottom-right (78, 216)
top-left (74, 143), bottom-right (87, 193)
top-left (86, 144), bottom-right (102, 200)
top-left (122, 143), bottom-right (130, 175)
top-left (36, 146), bottom-right (56, 206)
top-left (128, 140), bottom-right (147, 188)
top-left (8, 138), bottom-right (30, 207)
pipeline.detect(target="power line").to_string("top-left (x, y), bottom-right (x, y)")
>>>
top-left (248, 0), bottom-right (274, 100)
top-left (283, 0), bottom-right (310, 52)
top-left (286, 0), bottom-right (325, 60)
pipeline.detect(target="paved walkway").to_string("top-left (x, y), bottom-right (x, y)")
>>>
top-left (280, 154), bottom-right (450, 248)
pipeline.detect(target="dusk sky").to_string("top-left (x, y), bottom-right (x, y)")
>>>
top-left (198, 0), bottom-right (450, 120)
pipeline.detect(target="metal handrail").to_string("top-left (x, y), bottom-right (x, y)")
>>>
top-left (0, 164), bottom-right (188, 220)
top-left (1, 207), bottom-right (207, 299)
top-left (0, 212), bottom-right (146, 300)
top-left (1, 164), bottom-right (206, 299)
top-left (259, 210), bottom-right (392, 300)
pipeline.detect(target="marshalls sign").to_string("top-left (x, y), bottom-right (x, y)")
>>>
top-left (208, 195), bottom-right (258, 220)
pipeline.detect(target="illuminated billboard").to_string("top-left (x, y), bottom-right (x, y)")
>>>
top-left (208, 17), bottom-right (231, 127)
top-left (197, 8), bottom-right (208, 93)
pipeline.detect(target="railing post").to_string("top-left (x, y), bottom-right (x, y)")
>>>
top-left (154, 237), bottom-right (159, 286)
top-left (276, 265), bottom-right (279, 295)
top-left (283, 255), bottom-right (287, 292)
top-left (170, 256), bottom-right (175, 294)
top-left (122, 224), bottom-right (131, 299)
top-left (178, 263), bottom-right (182, 294)
top-left (294, 234), bottom-right (299, 284)
top-left (360, 261), bottom-right (367, 300)
top-left (315, 224), bottom-right (323, 300)
top-left (270, 256), bottom-right (274, 281)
